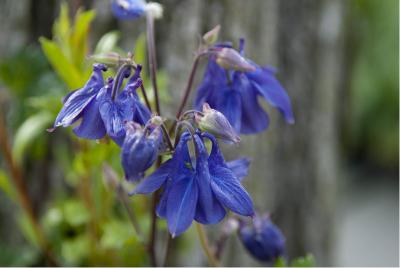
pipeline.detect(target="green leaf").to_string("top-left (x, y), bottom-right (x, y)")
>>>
top-left (61, 234), bottom-right (91, 265)
top-left (53, 2), bottom-right (71, 56)
top-left (71, 9), bottom-right (96, 68)
top-left (63, 199), bottom-right (91, 227)
top-left (0, 169), bottom-right (16, 201)
top-left (274, 256), bottom-right (287, 267)
top-left (133, 34), bottom-right (146, 65)
top-left (12, 112), bottom-right (53, 164)
top-left (39, 37), bottom-right (83, 89)
top-left (95, 31), bottom-right (121, 54)
top-left (290, 254), bottom-right (315, 267)
top-left (100, 220), bottom-right (136, 250)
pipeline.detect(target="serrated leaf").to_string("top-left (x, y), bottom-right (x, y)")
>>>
top-left (39, 37), bottom-right (83, 89)
top-left (0, 169), bottom-right (16, 201)
top-left (95, 31), bottom-right (121, 54)
top-left (12, 112), bottom-right (53, 164)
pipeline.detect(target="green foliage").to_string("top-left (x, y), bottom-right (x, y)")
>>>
top-left (12, 112), bottom-right (53, 164)
top-left (274, 254), bottom-right (315, 267)
top-left (0, 169), bottom-right (16, 201)
top-left (346, 0), bottom-right (398, 169)
top-left (290, 254), bottom-right (315, 267)
top-left (39, 2), bottom-right (95, 89)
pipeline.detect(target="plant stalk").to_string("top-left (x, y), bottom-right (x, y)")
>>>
top-left (195, 223), bottom-right (220, 267)
top-left (146, 14), bottom-right (161, 115)
top-left (0, 110), bottom-right (57, 266)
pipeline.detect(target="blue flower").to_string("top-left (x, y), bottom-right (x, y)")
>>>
top-left (98, 65), bottom-right (151, 146)
top-left (195, 39), bottom-right (294, 134)
top-left (130, 131), bottom-right (254, 237)
top-left (111, 0), bottom-right (147, 20)
top-left (239, 214), bottom-right (286, 263)
top-left (51, 63), bottom-right (108, 139)
top-left (121, 121), bottom-right (162, 182)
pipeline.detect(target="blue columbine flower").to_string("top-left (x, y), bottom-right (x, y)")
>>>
top-left (121, 121), bottom-right (162, 182)
top-left (239, 214), bottom-right (286, 263)
top-left (51, 63), bottom-right (108, 139)
top-left (111, 0), bottom-right (147, 20)
top-left (130, 131), bottom-right (254, 237)
top-left (97, 65), bottom-right (151, 146)
top-left (195, 39), bottom-right (295, 134)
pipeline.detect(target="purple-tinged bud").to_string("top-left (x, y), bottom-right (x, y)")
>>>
top-left (203, 25), bottom-right (221, 45)
top-left (121, 121), bottom-right (162, 182)
top-left (195, 103), bottom-right (240, 144)
top-left (239, 214), bottom-right (286, 263)
top-left (215, 47), bottom-right (256, 72)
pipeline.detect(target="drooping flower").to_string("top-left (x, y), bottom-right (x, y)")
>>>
top-left (97, 65), bottom-right (151, 146)
top-left (51, 63), bottom-right (108, 139)
top-left (111, 0), bottom-right (163, 20)
top-left (130, 131), bottom-right (254, 237)
top-left (239, 214), bottom-right (286, 263)
top-left (195, 39), bottom-right (294, 134)
top-left (121, 121), bottom-right (162, 182)
top-left (195, 103), bottom-right (240, 144)
top-left (111, 0), bottom-right (147, 20)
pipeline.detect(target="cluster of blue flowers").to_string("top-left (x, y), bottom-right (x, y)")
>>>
top-left (49, 0), bottom-right (294, 264)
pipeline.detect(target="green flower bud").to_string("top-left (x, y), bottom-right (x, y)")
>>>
top-left (196, 103), bottom-right (240, 144)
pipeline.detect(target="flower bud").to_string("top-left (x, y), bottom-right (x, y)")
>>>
top-left (121, 121), bottom-right (162, 182)
top-left (215, 47), bottom-right (256, 72)
top-left (149, 115), bottom-right (163, 126)
top-left (195, 103), bottom-right (240, 144)
top-left (145, 2), bottom-right (163, 19)
top-left (203, 25), bottom-right (221, 45)
top-left (239, 214), bottom-right (286, 263)
top-left (111, 0), bottom-right (147, 20)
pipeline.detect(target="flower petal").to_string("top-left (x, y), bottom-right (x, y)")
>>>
top-left (226, 157), bottom-right (251, 181)
top-left (73, 98), bottom-right (106, 139)
top-left (234, 73), bottom-right (269, 134)
top-left (129, 159), bottom-right (173, 195)
top-left (166, 175), bottom-right (198, 237)
top-left (215, 87), bottom-right (242, 133)
top-left (247, 67), bottom-right (295, 124)
top-left (211, 166), bottom-right (254, 216)
top-left (193, 135), bottom-right (226, 224)
top-left (54, 90), bottom-right (97, 127)
top-left (99, 91), bottom-right (135, 146)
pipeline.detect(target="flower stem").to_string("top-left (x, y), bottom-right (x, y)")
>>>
top-left (146, 14), bottom-right (161, 115)
top-left (139, 84), bottom-right (153, 112)
top-left (175, 56), bottom-right (201, 119)
top-left (162, 233), bottom-right (172, 266)
top-left (102, 164), bottom-right (144, 242)
top-left (160, 124), bottom-right (174, 151)
top-left (116, 183), bottom-right (144, 241)
top-left (149, 188), bottom-right (160, 266)
top-left (195, 223), bottom-right (221, 267)
top-left (0, 110), bottom-right (57, 266)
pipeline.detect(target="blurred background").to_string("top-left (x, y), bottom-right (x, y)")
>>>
top-left (0, 0), bottom-right (398, 266)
